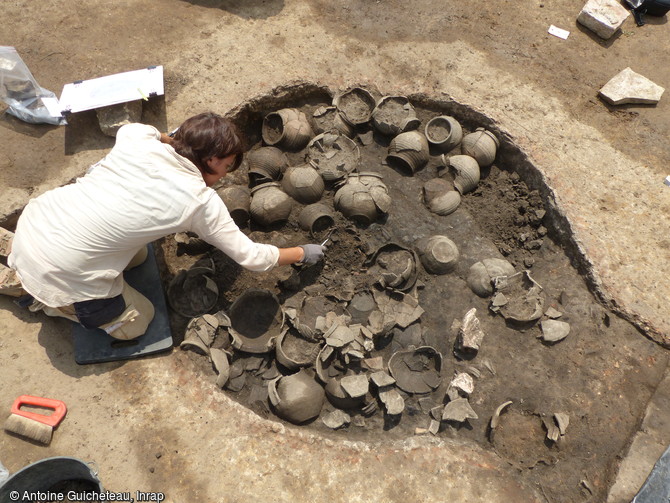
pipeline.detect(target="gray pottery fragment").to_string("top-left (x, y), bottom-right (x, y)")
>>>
top-left (370, 371), bottom-right (396, 388)
top-left (168, 264), bottom-right (219, 318)
top-left (268, 370), bottom-right (325, 424)
top-left (210, 348), bottom-right (230, 389)
top-left (449, 372), bottom-right (475, 396)
top-left (379, 388), bottom-right (405, 415)
top-left (599, 67), bottom-right (664, 105)
top-left (493, 271), bottom-right (545, 323)
top-left (229, 289), bottom-right (285, 353)
top-left (333, 87), bottom-right (376, 126)
top-left (388, 346), bottom-right (442, 394)
top-left (489, 400), bottom-right (513, 442)
top-left (416, 235), bottom-right (459, 275)
top-left (371, 95), bottom-right (420, 136)
top-left (371, 288), bottom-right (424, 330)
top-left (429, 419), bottom-right (441, 435)
top-left (362, 356), bottom-right (384, 371)
top-left (467, 258), bottom-right (516, 297)
top-left (461, 128), bottom-right (499, 167)
top-left (544, 306), bottom-right (563, 319)
top-left (180, 314), bottom-right (218, 354)
top-left (425, 115), bottom-right (462, 153)
top-left (543, 416), bottom-right (561, 443)
top-left (442, 398), bottom-right (478, 423)
top-left (262, 108), bottom-right (313, 151)
top-left (347, 291), bottom-right (377, 325)
top-left (324, 377), bottom-right (366, 410)
top-left (322, 409), bottom-right (351, 430)
top-left (540, 319), bottom-right (571, 343)
top-left (340, 374), bottom-right (369, 398)
top-left (325, 325), bottom-right (356, 348)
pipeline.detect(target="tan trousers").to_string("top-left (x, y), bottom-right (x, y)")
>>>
top-left (1, 237), bottom-right (155, 340)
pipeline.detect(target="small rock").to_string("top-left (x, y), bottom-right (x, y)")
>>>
top-left (599, 67), bottom-right (665, 106)
top-left (442, 398), bottom-right (478, 423)
top-left (155, 452), bottom-right (162, 459)
top-left (370, 371), bottom-right (396, 388)
top-left (149, 467), bottom-right (155, 474)
top-left (542, 416), bottom-right (561, 442)
top-left (577, 0), bottom-right (630, 40)
top-left (415, 427), bottom-right (429, 435)
top-left (340, 374), bottom-right (369, 398)
top-left (322, 409), bottom-right (351, 429)
top-left (540, 319), bottom-right (571, 342)
top-left (554, 412), bottom-right (570, 435)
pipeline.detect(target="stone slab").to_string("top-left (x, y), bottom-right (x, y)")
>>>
top-left (577, 0), bottom-right (630, 39)
top-left (599, 67), bottom-right (665, 105)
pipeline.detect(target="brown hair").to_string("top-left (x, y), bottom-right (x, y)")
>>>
top-left (171, 112), bottom-right (246, 174)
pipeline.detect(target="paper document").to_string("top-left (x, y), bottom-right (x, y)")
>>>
top-left (548, 25), bottom-right (570, 39)
top-left (59, 66), bottom-right (164, 114)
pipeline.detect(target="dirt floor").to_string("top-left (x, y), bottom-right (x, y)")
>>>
top-left (1, 1), bottom-right (670, 503)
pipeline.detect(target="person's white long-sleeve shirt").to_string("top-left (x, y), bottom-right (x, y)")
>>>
top-left (9, 123), bottom-right (279, 307)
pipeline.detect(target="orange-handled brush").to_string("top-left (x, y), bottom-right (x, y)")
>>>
top-left (4, 395), bottom-right (67, 444)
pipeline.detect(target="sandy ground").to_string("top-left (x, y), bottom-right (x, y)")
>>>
top-left (1, 1), bottom-right (669, 502)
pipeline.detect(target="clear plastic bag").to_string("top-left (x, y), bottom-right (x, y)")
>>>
top-left (0, 46), bottom-right (66, 125)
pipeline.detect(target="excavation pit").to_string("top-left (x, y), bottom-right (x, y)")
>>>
top-left (159, 83), bottom-right (666, 503)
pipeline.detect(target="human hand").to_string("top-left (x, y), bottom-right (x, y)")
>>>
top-left (298, 244), bottom-right (325, 265)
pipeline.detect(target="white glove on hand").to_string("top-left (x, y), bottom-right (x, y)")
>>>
top-left (298, 244), bottom-right (325, 265)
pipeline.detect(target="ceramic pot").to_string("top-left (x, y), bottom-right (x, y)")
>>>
top-left (371, 95), bottom-right (421, 136)
top-left (281, 164), bottom-right (325, 204)
top-left (428, 190), bottom-right (461, 216)
top-left (297, 203), bottom-right (335, 236)
top-left (249, 182), bottom-right (293, 226)
top-left (334, 174), bottom-right (391, 224)
top-left (422, 178), bottom-right (453, 204)
top-left (425, 115), bottom-right (463, 152)
top-left (461, 128), bottom-right (499, 167)
top-left (467, 258), bottom-right (516, 297)
top-left (416, 235), bottom-right (460, 275)
top-left (333, 87), bottom-right (376, 126)
top-left (447, 154), bottom-right (480, 194)
top-left (167, 265), bottom-right (218, 318)
top-left (216, 185), bottom-right (250, 227)
top-left (268, 369), bottom-right (325, 424)
top-left (386, 130), bottom-right (430, 174)
top-left (246, 146), bottom-right (289, 183)
top-left (229, 288), bottom-right (285, 353)
top-left (262, 108), bottom-right (313, 151)
top-left (312, 105), bottom-right (356, 138)
top-left (307, 132), bottom-right (361, 182)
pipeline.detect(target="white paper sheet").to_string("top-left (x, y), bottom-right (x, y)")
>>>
top-left (58, 66), bottom-right (164, 114)
top-left (548, 25), bottom-right (570, 40)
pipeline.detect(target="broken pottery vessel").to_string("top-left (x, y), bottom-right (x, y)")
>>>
top-left (467, 258), bottom-right (516, 297)
top-left (297, 203), bottom-right (335, 237)
top-left (370, 95), bottom-right (420, 136)
top-left (307, 132), bottom-right (361, 182)
top-left (247, 146), bottom-right (289, 185)
top-left (229, 288), bottom-right (285, 353)
top-left (167, 264), bottom-right (218, 318)
top-left (491, 270), bottom-right (545, 323)
top-left (275, 331), bottom-right (321, 370)
top-left (333, 87), bottom-right (376, 126)
top-left (386, 130), bottom-right (430, 175)
top-left (445, 154), bottom-right (481, 195)
top-left (312, 105), bottom-right (356, 138)
top-left (366, 242), bottom-right (419, 293)
top-left (334, 173), bottom-right (391, 224)
top-left (388, 346), bottom-right (443, 394)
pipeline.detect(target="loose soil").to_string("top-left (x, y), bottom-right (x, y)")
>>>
top-left (158, 94), bottom-right (666, 503)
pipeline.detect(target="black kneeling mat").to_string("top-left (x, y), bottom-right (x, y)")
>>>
top-left (73, 244), bottom-right (173, 364)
